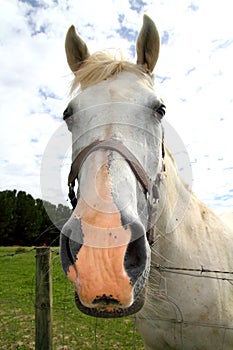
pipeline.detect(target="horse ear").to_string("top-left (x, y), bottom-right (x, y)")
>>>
top-left (65, 25), bottom-right (90, 73)
top-left (136, 15), bottom-right (160, 72)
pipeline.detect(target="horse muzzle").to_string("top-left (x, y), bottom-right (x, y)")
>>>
top-left (60, 213), bottom-right (151, 317)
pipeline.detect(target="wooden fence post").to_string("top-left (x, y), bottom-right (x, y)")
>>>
top-left (35, 247), bottom-right (53, 350)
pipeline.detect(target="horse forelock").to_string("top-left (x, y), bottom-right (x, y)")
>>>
top-left (70, 50), bottom-right (152, 93)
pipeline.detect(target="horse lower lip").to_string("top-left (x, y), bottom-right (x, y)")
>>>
top-left (74, 290), bottom-right (146, 318)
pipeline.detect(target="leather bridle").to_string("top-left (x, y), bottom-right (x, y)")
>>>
top-left (66, 124), bottom-right (165, 246)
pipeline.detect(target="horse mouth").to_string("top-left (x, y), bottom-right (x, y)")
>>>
top-left (74, 288), bottom-right (146, 318)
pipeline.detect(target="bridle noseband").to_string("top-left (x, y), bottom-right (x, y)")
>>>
top-left (67, 134), bottom-right (165, 246)
top-left (68, 139), bottom-right (153, 198)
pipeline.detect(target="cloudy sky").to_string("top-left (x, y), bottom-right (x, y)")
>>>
top-left (1, 0), bottom-right (233, 213)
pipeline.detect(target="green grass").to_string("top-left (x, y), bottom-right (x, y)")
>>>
top-left (0, 247), bottom-right (144, 349)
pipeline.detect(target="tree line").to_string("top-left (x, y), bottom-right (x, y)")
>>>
top-left (0, 190), bottom-right (72, 246)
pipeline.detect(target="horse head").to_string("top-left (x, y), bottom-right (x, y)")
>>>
top-left (60, 15), bottom-right (165, 318)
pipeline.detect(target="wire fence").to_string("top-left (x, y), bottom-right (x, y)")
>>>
top-left (0, 246), bottom-right (143, 350)
top-left (1, 247), bottom-right (233, 349)
top-left (149, 263), bottom-right (233, 350)
top-left (152, 263), bottom-right (233, 284)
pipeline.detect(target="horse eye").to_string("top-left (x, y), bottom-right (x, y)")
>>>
top-left (63, 105), bottom-right (73, 120)
top-left (155, 103), bottom-right (166, 118)
top-left (63, 105), bottom-right (73, 131)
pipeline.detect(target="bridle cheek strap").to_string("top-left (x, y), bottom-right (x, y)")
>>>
top-left (67, 139), bottom-right (163, 245)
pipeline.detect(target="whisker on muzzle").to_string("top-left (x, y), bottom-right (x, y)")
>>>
top-left (93, 294), bottom-right (120, 306)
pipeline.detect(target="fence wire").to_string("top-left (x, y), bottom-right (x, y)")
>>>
top-left (1, 248), bottom-right (233, 349)
top-left (152, 263), bottom-right (233, 284)
top-left (0, 247), bottom-right (142, 350)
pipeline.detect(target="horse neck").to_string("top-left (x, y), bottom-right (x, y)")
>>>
top-left (152, 147), bottom-right (230, 266)
top-left (152, 147), bottom-right (194, 264)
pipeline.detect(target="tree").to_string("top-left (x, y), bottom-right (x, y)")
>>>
top-left (0, 190), bottom-right (72, 246)
top-left (0, 190), bottom-right (17, 245)
top-left (15, 191), bottom-right (41, 245)
top-left (35, 199), bottom-right (59, 246)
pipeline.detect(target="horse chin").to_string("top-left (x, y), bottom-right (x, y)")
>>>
top-left (74, 288), bottom-right (146, 318)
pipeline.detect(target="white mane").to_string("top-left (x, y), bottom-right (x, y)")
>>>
top-left (70, 50), bottom-right (151, 92)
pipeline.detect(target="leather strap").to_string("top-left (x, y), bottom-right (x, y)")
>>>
top-left (67, 138), bottom-right (164, 246)
top-left (68, 139), bottom-right (152, 194)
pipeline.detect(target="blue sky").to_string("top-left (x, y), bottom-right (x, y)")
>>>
top-left (1, 0), bottom-right (233, 212)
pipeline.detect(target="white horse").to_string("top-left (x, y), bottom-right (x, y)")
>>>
top-left (60, 15), bottom-right (233, 349)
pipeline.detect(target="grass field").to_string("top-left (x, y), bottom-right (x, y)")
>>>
top-left (0, 246), bottom-right (145, 349)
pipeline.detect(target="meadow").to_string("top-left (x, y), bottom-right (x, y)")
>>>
top-left (0, 246), bottom-right (144, 349)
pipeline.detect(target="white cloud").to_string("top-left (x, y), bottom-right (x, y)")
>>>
top-left (0, 0), bottom-right (233, 212)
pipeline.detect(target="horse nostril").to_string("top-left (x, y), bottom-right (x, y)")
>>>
top-left (124, 235), bottom-right (148, 285)
top-left (93, 294), bottom-right (120, 306)
top-left (60, 216), bottom-right (83, 275)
